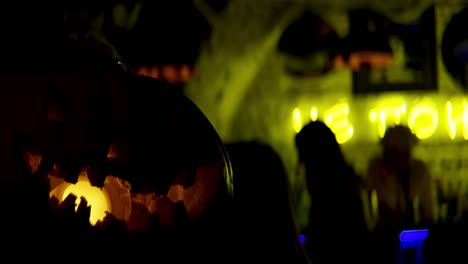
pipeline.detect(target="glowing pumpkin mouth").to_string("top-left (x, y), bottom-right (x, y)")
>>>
top-left (62, 174), bottom-right (111, 225)
top-left (50, 173), bottom-right (113, 226)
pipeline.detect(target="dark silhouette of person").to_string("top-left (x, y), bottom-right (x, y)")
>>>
top-left (367, 125), bottom-right (437, 229)
top-left (295, 121), bottom-right (368, 264)
top-left (226, 141), bottom-right (308, 263)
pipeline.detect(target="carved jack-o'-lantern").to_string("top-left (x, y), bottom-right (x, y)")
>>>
top-left (0, 35), bottom-right (232, 247)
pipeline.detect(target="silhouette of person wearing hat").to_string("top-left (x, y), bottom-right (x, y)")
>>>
top-left (367, 125), bottom-right (437, 229)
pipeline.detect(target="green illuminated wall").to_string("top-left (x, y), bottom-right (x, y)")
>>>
top-left (186, 1), bottom-right (468, 208)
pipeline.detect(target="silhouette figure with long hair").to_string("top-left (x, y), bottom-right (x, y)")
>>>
top-left (295, 121), bottom-right (367, 263)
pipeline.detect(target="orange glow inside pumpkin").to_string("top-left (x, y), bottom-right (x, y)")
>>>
top-left (59, 174), bottom-right (111, 226)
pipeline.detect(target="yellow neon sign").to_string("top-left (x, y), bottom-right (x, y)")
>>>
top-left (292, 96), bottom-right (468, 144)
top-left (446, 101), bottom-right (468, 140)
top-left (324, 103), bottom-right (353, 144)
top-left (369, 104), bottom-right (407, 138)
top-left (293, 107), bottom-right (302, 133)
top-left (408, 104), bottom-right (438, 139)
top-left (310, 107), bottom-right (318, 121)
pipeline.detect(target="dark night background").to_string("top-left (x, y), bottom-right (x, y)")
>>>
top-left (108, 1), bottom-right (212, 66)
top-left (0, 1), bottom-right (214, 69)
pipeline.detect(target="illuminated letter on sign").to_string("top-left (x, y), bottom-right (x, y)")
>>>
top-left (310, 107), bottom-right (318, 121)
top-left (369, 104), bottom-right (407, 138)
top-left (446, 101), bottom-right (468, 140)
top-left (408, 105), bottom-right (438, 139)
top-left (325, 103), bottom-right (353, 144)
top-left (293, 107), bottom-right (302, 133)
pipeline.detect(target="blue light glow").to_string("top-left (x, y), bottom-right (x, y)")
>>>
top-left (398, 229), bottom-right (429, 264)
top-left (399, 229), bottom-right (429, 243)
top-left (298, 234), bottom-right (306, 245)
